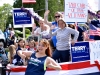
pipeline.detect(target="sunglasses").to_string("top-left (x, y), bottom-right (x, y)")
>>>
top-left (55, 16), bottom-right (60, 18)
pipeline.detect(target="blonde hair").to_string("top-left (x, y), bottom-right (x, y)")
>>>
top-left (8, 45), bottom-right (16, 64)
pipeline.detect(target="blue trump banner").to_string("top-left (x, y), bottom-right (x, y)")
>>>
top-left (13, 8), bottom-right (33, 28)
top-left (71, 42), bottom-right (90, 62)
top-left (13, 9), bottom-right (31, 25)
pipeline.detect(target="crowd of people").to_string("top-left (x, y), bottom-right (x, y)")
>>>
top-left (0, 9), bottom-right (100, 75)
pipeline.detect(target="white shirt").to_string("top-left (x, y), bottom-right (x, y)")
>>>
top-left (34, 25), bottom-right (50, 36)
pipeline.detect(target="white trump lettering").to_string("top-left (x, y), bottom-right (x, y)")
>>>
top-left (14, 12), bottom-right (27, 17)
top-left (72, 46), bottom-right (86, 51)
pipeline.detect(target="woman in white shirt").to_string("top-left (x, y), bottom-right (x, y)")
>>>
top-left (32, 19), bottom-right (50, 40)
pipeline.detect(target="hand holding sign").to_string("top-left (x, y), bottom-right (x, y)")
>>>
top-left (71, 40), bottom-right (75, 46)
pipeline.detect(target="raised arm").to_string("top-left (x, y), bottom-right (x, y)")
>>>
top-left (44, 10), bottom-right (52, 27)
top-left (17, 50), bottom-right (33, 59)
top-left (46, 57), bottom-right (62, 70)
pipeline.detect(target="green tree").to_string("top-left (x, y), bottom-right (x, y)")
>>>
top-left (13, 0), bottom-right (64, 21)
top-left (6, 13), bottom-right (13, 28)
top-left (13, 0), bottom-right (64, 35)
top-left (0, 4), bottom-right (12, 31)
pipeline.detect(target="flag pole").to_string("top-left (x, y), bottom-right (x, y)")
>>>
top-left (22, 0), bottom-right (24, 7)
top-left (22, 0), bottom-right (25, 39)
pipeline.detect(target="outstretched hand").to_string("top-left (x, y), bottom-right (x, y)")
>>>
top-left (44, 10), bottom-right (50, 17)
top-left (71, 40), bottom-right (76, 46)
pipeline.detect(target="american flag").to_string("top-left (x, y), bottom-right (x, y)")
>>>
top-left (22, 0), bottom-right (36, 3)
top-left (89, 24), bottom-right (100, 36)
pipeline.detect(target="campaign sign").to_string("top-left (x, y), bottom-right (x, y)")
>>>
top-left (13, 9), bottom-right (32, 25)
top-left (71, 42), bottom-right (90, 62)
top-left (13, 8), bottom-right (34, 28)
top-left (64, 0), bottom-right (88, 22)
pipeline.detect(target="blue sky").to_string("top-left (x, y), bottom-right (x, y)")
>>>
top-left (0, 0), bottom-right (14, 6)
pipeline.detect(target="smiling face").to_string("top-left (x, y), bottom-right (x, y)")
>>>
top-left (29, 40), bottom-right (36, 48)
top-left (18, 39), bottom-right (25, 48)
top-left (54, 13), bottom-right (61, 22)
top-left (19, 40), bottom-right (25, 47)
top-left (37, 42), bottom-right (48, 53)
top-left (36, 39), bottom-right (51, 57)
top-left (58, 19), bottom-right (66, 29)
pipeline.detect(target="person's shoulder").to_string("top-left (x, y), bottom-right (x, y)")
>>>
top-left (46, 57), bottom-right (55, 63)
top-left (65, 27), bottom-right (72, 30)
top-left (36, 27), bottom-right (40, 30)
top-left (55, 28), bottom-right (60, 31)
top-left (52, 21), bottom-right (56, 23)
top-left (17, 46), bottom-right (21, 50)
top-left (44, 24), bottom-right (50, 28)
top-left (52, 21), bottom-right (57, 25)
top-left (46, 57), bottom-right (52, 60)
top-left (77, 26), bottom-right (82, 29)
top-left (35, 27), bottom-right (41, 31)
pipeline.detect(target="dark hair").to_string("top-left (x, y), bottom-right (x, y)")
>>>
top-left (68, 24), bottom-right (75, 29)
top-left (18, 38), bottom-right (25, 48)
top-left (11, 35), bottom-right (15, 40)
top-left (29, 40), bottom-right (36, 47)
top-left (38, 39), bottom-right (52, 57)
top-left (27, 36), bottom-right (38, 42)
top-left (68, 24), bottom-right (75, 39)
top-left (97, 10), bottom-right (100, 14)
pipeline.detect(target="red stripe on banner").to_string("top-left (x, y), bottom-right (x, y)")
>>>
top-left (22, 0), bottom-right (36, 3)
top-left (47, 61), bottom-right (96, 71)
top-left (10, 67), bottom-right (26, 72)
top-left (8, 61), bottom-right (100, 72)
top-left (95, 61), bottom-right (100, 71)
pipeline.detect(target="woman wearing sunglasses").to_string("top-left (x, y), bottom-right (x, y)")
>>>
top-left (44, 10), bottom-right (62, 52)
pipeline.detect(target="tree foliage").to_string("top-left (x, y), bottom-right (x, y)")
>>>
top-left (13, 0), bottom-right (64, 22)
top-left (0, 4), bottom-right (12, 31)
top-left (11, 0), bottom-right (64, 35)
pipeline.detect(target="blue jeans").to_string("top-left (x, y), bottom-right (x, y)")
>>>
top-left (52, 49), bottom-right (70, 63)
